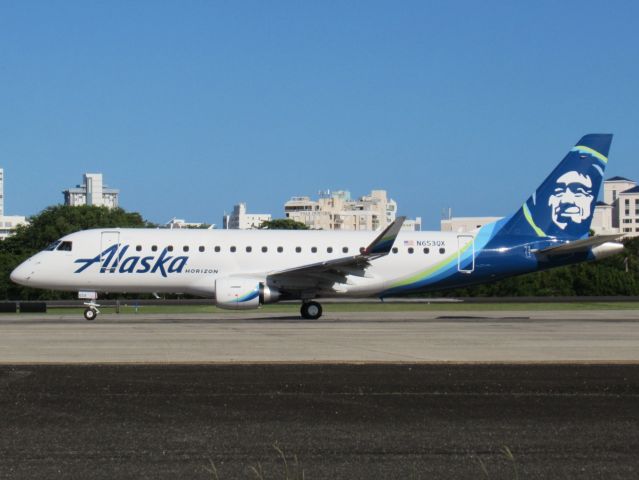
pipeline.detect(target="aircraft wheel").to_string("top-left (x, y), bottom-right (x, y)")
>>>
top-left (301, 301), bottom-right (322, 320)
top-left (84, 307), bottom-right (98, 321)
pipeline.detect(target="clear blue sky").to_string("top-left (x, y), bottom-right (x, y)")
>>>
top-left (1, 1), bottom-right (638, 228)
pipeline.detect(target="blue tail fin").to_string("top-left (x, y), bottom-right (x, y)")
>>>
top-left (497, 134), bottom-right (612, 239)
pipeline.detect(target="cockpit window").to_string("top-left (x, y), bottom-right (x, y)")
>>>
top-left (57, 241), bottom-right (73, 251)
top-left (45, 241), bottom-right (61, 251)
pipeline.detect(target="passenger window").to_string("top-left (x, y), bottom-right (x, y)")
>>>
top-left (262, 246), bottom-right (268, 253)
top-left (311, 247), bottom-right (317, 253)
top-left (277, 246), bottom-right (283, 253)
top-left (230, 246), bottom-right (236, 253)
top-left (295, 247), bottom-right (302, 253)
top-left (342, 247), bottom-right (349, 253)
top-left (423, 248), bottom-right (430, 254)
top-left (408, 247), bottom-right (414, 254)
top-left (152, 245), bottom-right (158, 252)
top-left (392, 247), bottom-right (398, 254)
top-left (246, 246), bottom-right (252, 253)
top-left (439, 247), bottom-right (445, 254)
top-left (57, 241), bottom-right (73, 251)
top-left (136, 245), bottom-right (142, 252)
top-left (167, 246), bottom-right (174, 252)
top-left (183, 246), bottom-right (189, 252)
top-left (199, 246), bottom-right (205, 252)
top-left (327, 247), bottom-right (333, 253)
top-left (214, 246), bottom-right (220, 252)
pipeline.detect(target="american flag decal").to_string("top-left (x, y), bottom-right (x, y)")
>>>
top-left (403, 240), bottom-right (415, 246)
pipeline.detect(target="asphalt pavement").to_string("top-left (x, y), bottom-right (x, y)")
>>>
top-left (1, 363), bottom-right (638, 479)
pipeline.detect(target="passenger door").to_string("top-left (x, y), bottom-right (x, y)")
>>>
top-left (457, 235), bottom-right (475, 274)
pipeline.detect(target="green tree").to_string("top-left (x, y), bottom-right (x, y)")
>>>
top-left (260, 218), bottom-right (309, 230)
top-left (0, 205), bottom-right (152, 300)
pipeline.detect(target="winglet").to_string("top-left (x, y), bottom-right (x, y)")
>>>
top-left (364, 216), bottom-right (405, 256)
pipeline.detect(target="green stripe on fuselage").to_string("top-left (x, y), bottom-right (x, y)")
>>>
top-left (390, 238), bottom-right (474, 289)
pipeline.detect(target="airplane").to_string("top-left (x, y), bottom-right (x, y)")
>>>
top-left (11, 134), bottom-right (624, 321)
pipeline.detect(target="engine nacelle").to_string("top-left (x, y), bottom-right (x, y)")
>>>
top-left (215, 277), bottom-right (280, 310)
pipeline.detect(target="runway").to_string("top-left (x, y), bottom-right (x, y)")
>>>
top-left (0, 309), bottom-right (638, 363)
top-left (1, 363), bottom-right (638, 479)
top-left (2, 311), bottom-right (638, 478)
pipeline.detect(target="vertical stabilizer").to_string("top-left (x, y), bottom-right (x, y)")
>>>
top-left (497, 134), bottom-right (612, 239)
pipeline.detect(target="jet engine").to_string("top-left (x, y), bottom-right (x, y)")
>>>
top-left (215, 277), bottom-right (280, 310)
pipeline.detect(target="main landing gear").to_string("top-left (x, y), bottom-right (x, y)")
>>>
top-left (300, 301), bottom-right (322, 320)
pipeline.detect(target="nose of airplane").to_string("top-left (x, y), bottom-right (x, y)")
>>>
top-left (10, 261), bottom-right (33, 286)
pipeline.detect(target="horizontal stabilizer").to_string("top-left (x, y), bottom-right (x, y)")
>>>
top-left (536, 234), bottom-right (622, 256)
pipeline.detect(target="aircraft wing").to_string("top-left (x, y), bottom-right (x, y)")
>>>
top-left (535, 234), bottom-right (623, 256)
top-left (267, 217), bottom-right (405, 291)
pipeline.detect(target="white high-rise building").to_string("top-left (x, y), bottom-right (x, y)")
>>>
top-left (0, 167), bottom-right (28, 241)
top-left (591, 176), bottom-right (639, 237)
top-left (284, 189), bottom-right (404, 231)
top-left (441, 216), bottom-right (503, 233)
top-left (223, 203), bottom-right (271, 229)
top-left (63, 173), bottom-right (119, 208)
top-left (0, 215), bottom-right (28, 241)
top-left (602, 176), bottom-right (636, 230)
top-left (402, 217), bottom-right (422, 232)
top-left (165, 218), bottom-right (214, 229)
top-left (0, 168), bottom-right (4, 217)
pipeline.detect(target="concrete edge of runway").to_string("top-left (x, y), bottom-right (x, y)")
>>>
top-left (2, 310), bottom-right (638, 364)
top-left (3, 360), bottom-right (639, 366)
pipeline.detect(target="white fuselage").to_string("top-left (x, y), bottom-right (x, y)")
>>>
top-left (11, 228), bottom-right (469, 298)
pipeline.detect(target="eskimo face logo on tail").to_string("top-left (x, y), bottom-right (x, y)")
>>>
top-left (74, 244), bottom-right (188, 278)
top-left (548, 171), bottom-right (594, 230)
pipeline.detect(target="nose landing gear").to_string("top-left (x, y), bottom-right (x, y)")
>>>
top-left (79, 292), bottom-right (100, 321)
top-left (83, 302), bottom-right (100, 321)
top-left (300, 301), bottom-right (322, 320)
